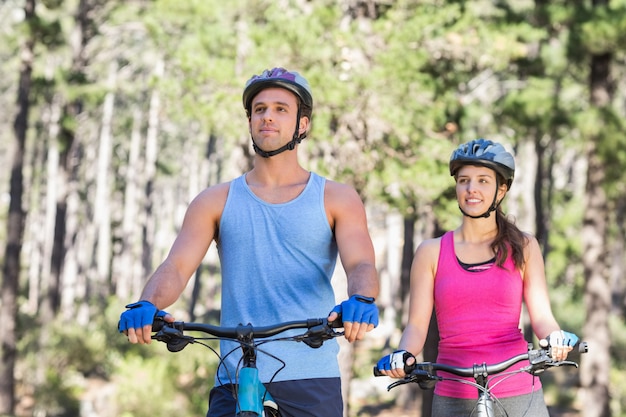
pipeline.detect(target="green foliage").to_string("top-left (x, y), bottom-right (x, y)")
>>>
top-left (595, 108), bottom-right (626, 190)
top-left (115, 354), bottom-right (187, 417)
top-left (610, 315), bottom-right (626, 416)
top-left (16, 300), bottom-right (221, 417)
top-left (110, 302), bottom-right (218, 417)
top-left (580, 5), bottom-right (626, 55)
top-left (17, 304), bottom-right (122, 416)
top-left (35, 369), bottom-right (81, 417)
top-left (114, 327), bottom-right (219, 417)
top-left (545, 196), bottom-right (585, 297)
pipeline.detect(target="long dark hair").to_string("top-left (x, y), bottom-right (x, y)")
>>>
top-left (493, 207), bottom-right (527, 269)
top-left (489, 169), bottom-right (527, 269)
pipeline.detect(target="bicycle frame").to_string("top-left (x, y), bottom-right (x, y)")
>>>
top-left (152, 317), bottom-right (342, 417)
top-left (235, 326), bottom-right (275, 416)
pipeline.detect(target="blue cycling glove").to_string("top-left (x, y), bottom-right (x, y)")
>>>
top-left (331, 294), bottom-right (379, 327)
top-left (546, 330), bottom-right (579, 348)
top-left (376, 350), bottom-right (415, 373)
top-left (118, 300), bottom-right (158, 333)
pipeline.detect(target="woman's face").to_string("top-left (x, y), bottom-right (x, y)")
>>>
top-left (455, 165), bottom-right (507, 217)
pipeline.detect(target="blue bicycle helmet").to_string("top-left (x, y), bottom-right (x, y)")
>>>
top-left (449, 139), bottom-right (515, 189)
top-left (242, 67), bottom-right (313, 158)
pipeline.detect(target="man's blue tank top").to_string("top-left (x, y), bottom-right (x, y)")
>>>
top-left (215, 172), bottom-right (340, 384)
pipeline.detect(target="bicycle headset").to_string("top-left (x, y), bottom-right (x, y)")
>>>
top-left (449, 138), bottom-right (515, 219)
top-left (242, 67), bottom-right (314, 158)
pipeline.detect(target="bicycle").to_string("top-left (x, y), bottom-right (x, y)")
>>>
top-left (151, 315), bottom-right (344, 417)
top-left (373, 341), bottom-right (588, 417)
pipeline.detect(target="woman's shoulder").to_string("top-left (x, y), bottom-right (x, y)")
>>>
top-left (415, 235), bottom-right (445, 260)
top-left (521, 231), bottom-right (537, 241)
top-left (521, 231), bottom-right (541, 256)
top-left (420, 235), bottom-right (445, 248)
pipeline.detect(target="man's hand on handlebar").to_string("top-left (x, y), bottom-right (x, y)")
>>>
top-left (328, 294), bottom-right (379, 343)
top-left (118, 300), bottom-right (175, 344)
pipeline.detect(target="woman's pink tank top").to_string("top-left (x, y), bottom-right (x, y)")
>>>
top-left (433, 231), bottom-right (541, 398)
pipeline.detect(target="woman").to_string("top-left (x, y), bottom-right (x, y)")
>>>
top-left (376, 139), bottom-right (578, 416)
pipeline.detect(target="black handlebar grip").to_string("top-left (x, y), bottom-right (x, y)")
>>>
top-left (152, 315), bottom-right (165, 332)
top-left (372, 351), bottom-right (416, 377)
top-left (329, 312), bottom-right (344, 328)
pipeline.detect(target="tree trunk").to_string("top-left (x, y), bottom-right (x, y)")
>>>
top-left (581, 143), bottom-right (612, 417)
top-left (581, 2), bottom-right (612, 412)
top-left (114, 108), bottom-right (143, 300)
top-left (54, 0), bottom-right (93, 323)
top-left (0, 1), bottom-right (35, 413)
top-left (94, 63), bottom-right (116, 296)
top-left (39, 94), bottom-right (64, 318)
top-left (393, 207), bottom-right (440, 415)
top-left (615, 196), bottom-right (626, 317)
top-left (141, 58), bottom-right (164, 281)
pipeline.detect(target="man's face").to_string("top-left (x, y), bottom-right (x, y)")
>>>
top-left (248, 87), bottom-right (308, 151)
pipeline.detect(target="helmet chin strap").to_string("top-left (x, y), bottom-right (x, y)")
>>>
top-left (252, 108), bottom-right (306, 158)
top-left (252, 135), bottom-right (304, 158)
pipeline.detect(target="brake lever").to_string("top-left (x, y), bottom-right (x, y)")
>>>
top-left (386, 368), bottom-right (437, 391)
top-left (387, 378), bottom-right (411, 390)
top-left (152, 324), bottom-right (195, 352)
top-left (525, 346), bottom-right (580, 375)
top-left (551, 360), bottom-right (579, 368)
top-left (301, 321), bottom-right (344, 349)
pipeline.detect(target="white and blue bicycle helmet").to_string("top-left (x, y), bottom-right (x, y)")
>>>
top-left (449, 139), bottom-right (516, 218)
top-left (449, 138), bottom-right (515, 189)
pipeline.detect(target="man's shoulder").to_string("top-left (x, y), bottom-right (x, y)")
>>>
top-left (321, 177), bottom-right (356, 193)
top-left (323, 179), bottom-right (362, 205)
top-left (200, 180), bottom-right (233, 197)
top-left (189, 180), bottom-right (235, 213)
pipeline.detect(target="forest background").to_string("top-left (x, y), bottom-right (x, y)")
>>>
top-left (1, 0), bottom-right (625, 416)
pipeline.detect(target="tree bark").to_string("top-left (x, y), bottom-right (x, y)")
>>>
top-left (114, 108), bottom-right (143, 300)
top-left (141, 58), bottom-right (164, 281)
top-left (581, 1), bottom-right (613, 413)
top-left (53, 0), bottom-right (93, 323)
top-left (94, 63), bottom-right (116, 294)
top-left (581, 143), bottom-right (612, 417)
top-left (0, 1), bottom-right (35, 413)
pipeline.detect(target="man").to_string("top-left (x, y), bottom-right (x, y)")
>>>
top-left (118, 67), bottom-right (379, 416)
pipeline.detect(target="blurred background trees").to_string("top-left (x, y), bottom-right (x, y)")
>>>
top-left (1, 0), bottom-right (625, 416)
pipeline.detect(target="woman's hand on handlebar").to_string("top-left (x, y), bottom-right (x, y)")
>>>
top-left (118, 300), bottom-right (174, 344)
top-left (375, 350), bottom-right (416, 378)
top-left (540, 330), bottom-right (579, 361)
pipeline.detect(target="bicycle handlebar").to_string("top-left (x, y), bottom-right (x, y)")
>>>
top-left (152, 315), bottom-right (344, 352)
top-left (374, 341), bottom-right (588, 390)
